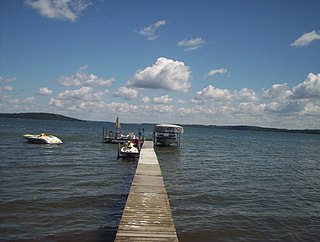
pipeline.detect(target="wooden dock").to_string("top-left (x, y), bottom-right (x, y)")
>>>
top-left (115, 140), bottom-right (178, 241)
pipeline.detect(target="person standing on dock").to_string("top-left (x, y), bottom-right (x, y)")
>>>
top-left (135, 137), bottom-right (140, 150)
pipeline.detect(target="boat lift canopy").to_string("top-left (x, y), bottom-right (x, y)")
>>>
top-left (154, 124), bottom-right (184, 134)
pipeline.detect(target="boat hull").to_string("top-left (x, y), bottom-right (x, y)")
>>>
top-left (155, 136), bottom-right (177, 146)
top-left (23, 134), bottom-right (63, 144)
top-left (120, 147), bottom-right (139, 158)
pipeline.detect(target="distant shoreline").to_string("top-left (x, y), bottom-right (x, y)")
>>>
top-left (1, 112), bottom-right (319, 135)
top-left (182, 124), bottom-right (320, 135)
top-left (0, 112), bottom-right (85, 122)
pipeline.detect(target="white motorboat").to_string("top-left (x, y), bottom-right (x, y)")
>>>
top-left (23, 133), bottom-right (63, 144)
top-left (119, 141), bottom-right (139, 158)
top-left (153, 124), bottom-right (184, 146)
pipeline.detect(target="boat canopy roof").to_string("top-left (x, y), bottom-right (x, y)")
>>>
top-left (154, 124), bottom-right (184, 133)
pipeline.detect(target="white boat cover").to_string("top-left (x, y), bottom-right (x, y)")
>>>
top-left (154, 124), bottom-right (184, 133)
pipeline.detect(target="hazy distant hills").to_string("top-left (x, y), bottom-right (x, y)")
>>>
top-left (0, 112), bottom-right (84, 122)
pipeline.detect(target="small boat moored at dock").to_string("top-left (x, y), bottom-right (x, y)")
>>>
top-left (23, 133), bottom-right (63, 144)
top-left (153, 124), bottom-right (183, 146)
top-left (118, 140), bottom-right (140, 159)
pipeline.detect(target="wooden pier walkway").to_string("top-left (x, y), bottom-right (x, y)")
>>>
top-left (115, 140), bottom-right (178, 241)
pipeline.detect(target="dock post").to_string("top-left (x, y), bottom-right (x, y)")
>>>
top-left (102, 127), bottom-right (104, 142)
top-left (117, 142), bottom-right (120, 159)
top-left (115, 140), bottom-right (178, 241)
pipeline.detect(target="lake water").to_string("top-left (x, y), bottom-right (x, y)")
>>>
top-left (1, 118), bottom-right (319, 241)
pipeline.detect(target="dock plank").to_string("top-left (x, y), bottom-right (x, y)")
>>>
top-left (115, 141), bottom-right (178, 241)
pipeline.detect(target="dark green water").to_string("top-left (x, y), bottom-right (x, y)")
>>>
top-left (1, 118), bottom-right (319, 241)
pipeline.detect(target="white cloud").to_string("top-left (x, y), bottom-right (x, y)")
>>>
top-left (25, 96), bottom-right (35, 103)
top-left (152, 95), bottom-right (173, 104)
top-left (113, 86), bottom-right (138, 100)
top-left (59, 65), bottom-right (114, 87)
top-left (128, 57), bottom-right (191, 92)
top-left (237, 102), bottom-right (265, 113)
top-left (263, 83), bottom-right (292, 100)
top-left (291, 30), bottom-right (320, 47)
top-left (55, 86), bottom-right (95, 100)
top-left (176, 99), bottom-right (186, 104)
top-left (263, 100), bottom-right (304, 113)
top-left (106, 102), bottom-right (138, 113)
top-left (1, 76), bottom-right (15, 93)
top-left (178, 37), bottom-right (205, 51)
top-left (25, 0), bottom-right (90, 22)
top-left (9, 96), bottom-right (35, 105)
top-left (139, 20), bottom-right (166, 40)
top-left (179, 106), bottom-right (203, 116)
top-left (234, 88), bottom-right (257, 101)
top-left (0, 76), bottom-right (16, 83)
top-left (259, 74), bottom-right (320, 115)
top-left (3, 86), bottom-right (13, 91)
top-left (206, 68), bottom-right (228, 77)
top-left (49, 86), bottom-right (107, 111)
top-left (194, 85), bottom-right (232, 101)
top-left (39, 87), bottom-right (53, 95)
top-left (140, 96), bottom-right (150, 103)
top-left (264, 101), bottom-right (281, 112)
top-left (153, 104), bottom-right (173, 113)
top-left (303, 102), bottom-right (320, 116)
top-left (292, 73), bottom-right (320, 99)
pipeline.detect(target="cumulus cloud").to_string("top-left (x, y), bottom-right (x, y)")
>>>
top-left (49, 86), bottom-right (107, 111)
top-left (10, 96), bottom-right (35, 105)
top-left (261, 74), bottom-right (320, 114)
top-left (140, 96), bottom-right (150, 103)
top-left (59, 65), bottom-right (114, 87)
top-left (292, 73), bottom-right (320, 99)
top-left (139, 20), bottom-right (166, 40)
top-left (25, 0), bottom-right (90, 22)
top-left (206, 68), bottom-right (228, 77)
top-left (176, 99), bottom-right (186, 104)
top-left (263, 83), bottom-right (292, 101)
top-left (106, 102), bottom-right (138, 113)
top-left (194, 85), bottom-right (232, 101)
top-left (184, 73), bottom-right (320, 125)
top-left (291, 30), bottom-right (320, 47)
top-left (152, 95), bottom-right (173, 104)
top-left (113, 86), bottom-right (138, 100)
top-left (179, 105), bottom-right (217, 116)
top-left (304, 102), bottom-right (320, 116)
top-left (178, 37), bottom-right (205, 51)
top-left (53, 86), bottom-right (106, 101)
top-left (0, 76), bottom-right (16, 83)
top-left (264, 100), bottom-right (304, 114)
top-left (153, 104), bottom-right (173, 113)
top-left (0, 77), bottom-right (15, 93)
top-left (237, 102), bottom-right (265, 113)
top-left (128, 57), bottom-right (191, 92)
top-left (234, 88), bottom-right (257, 101)
top-left (38, 87), bottom-right (53, 95)
top-left (2, 86), bottom-right (13, 91)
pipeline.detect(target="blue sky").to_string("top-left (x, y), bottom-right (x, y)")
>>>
top-left (1, 0), bottom-right (320, 129)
